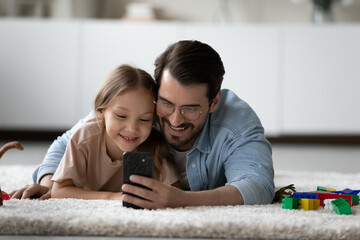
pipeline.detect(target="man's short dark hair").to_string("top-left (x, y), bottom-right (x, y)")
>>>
top-left (154, 40), bottom-right (225, 102)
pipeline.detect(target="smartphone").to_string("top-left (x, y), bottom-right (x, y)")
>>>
top-left (122, 152), bottom-right (154, 209)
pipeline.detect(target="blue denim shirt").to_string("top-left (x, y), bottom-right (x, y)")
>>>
top-left (33, 89), bottom-right (274, 205)
top-left (185, 89), bottom-right (274, 204)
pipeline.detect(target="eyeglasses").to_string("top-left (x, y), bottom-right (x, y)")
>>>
top-left (155, 99), bottom-right (203, 121)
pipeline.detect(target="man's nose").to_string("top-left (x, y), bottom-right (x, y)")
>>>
top-left (168, 108), bottom-right (185, 126)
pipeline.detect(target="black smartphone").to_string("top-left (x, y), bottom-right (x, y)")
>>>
top-left (122, 152), bottom-right (154, 209)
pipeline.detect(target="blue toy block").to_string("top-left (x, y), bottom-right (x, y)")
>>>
top-left (292, 192), bottom-right (317, 199)
top-left (332, 188), bottom-right (360, 195)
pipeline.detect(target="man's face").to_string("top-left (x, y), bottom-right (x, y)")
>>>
top-left (156, 69), bottom-right (217, 152)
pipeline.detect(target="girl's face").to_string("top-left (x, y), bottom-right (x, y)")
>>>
top-left (98, 86), bottom-right (155, 160)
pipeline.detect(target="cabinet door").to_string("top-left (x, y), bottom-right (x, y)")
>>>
top-left (180, 24), bottom-right (281, 136)
top-left (0, 20), bottom-right (81, 129)
top-left (81, 21), bottom-right (179, 116)
top-left (282, 26), bottom-right (360, 134)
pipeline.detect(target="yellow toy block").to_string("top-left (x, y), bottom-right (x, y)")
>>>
top-left (299, 199), bottom-right (320, 210)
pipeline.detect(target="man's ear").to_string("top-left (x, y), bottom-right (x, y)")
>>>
top-left (209, 91), bottom-right (221, 113)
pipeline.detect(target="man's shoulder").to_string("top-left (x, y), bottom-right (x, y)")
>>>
top-left (213, 89), bottom-right (261, 130)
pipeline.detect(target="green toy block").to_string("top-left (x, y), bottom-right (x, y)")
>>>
top-left (317, 186), bottom-right (336, 192)
top-left (331, 198), bottom-right (352, 215)
top-left (348, 194), bottom-right (359, 206)
top-left (282, 198), bottom-right (299, 210)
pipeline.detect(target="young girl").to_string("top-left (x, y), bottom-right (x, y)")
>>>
top-left (51, 65), bottom-right (179, 200)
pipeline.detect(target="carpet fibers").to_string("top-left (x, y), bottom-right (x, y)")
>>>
top-left (1, 165), bottom-right (359, 239)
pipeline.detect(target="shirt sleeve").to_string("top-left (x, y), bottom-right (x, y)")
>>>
top-left (224, 124), bottom-right (275, 205)
top-left (32, 111), bottom-right (95, 183)
top-left (51, 136), bottom-right (87, 188)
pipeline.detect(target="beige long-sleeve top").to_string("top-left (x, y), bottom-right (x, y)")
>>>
top-left (52, 121), bottom-right (179, 192)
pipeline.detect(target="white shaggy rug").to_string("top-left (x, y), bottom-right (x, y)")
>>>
top-left (1, 165), bottom-right (360, 239)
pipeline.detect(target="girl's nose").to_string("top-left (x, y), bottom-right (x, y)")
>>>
top-left (126, 120), bottom-right (139, 133)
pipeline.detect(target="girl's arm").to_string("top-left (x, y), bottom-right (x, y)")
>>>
top-left (52, 179), bottom-right (122, 200)
top-left (32, 111), bottom-right (96, 184)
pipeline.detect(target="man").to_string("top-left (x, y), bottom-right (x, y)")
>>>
top-left (11, 40), bottom-right (274, 208)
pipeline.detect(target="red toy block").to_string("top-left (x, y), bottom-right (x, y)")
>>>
top-left (316, 191), bottom-right (353, 207)
top-left (2, 191), bottom-right (10, 200)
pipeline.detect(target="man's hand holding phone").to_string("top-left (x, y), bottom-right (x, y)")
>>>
top-left (122, 152), bottom-right (154, 209)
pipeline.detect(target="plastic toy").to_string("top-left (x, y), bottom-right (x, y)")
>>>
top-left (293, 191), bottom-right (353, 207)
top-left (282, 186), bottom-right (358, 215)
top-left (317, 186), bottom-right (336, 192)
top-left (0, 141), bottom-right (24, 206)
top-left (282, 198), bottom-right (320, 210)
top-left (332, 188), bottom-right (360, 195)
top-left (331, 198), bottom-right (352, 215)
top-left (282, 198), bottom-right (299, 210)
top-left (299, 199), bottom-right (320, 210)
top-left (273, 184), bottom-right (296, 203)
top-left (323, 199), bottom-right (336, 212)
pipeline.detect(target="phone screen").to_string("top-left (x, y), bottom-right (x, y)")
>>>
top-left (122, 152), bottom-right (153, 209)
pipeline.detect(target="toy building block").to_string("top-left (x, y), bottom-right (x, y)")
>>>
top-left (316, 192), bottom-right (353, 207)
top-left (282, 198), bottom-right (300, 210)
top-left (347, 194), bottom-right (359, 206)
top-left (273, 184), bottom-right (296, 203)
top-left (317, 186), bottom-right (336, 192)
top-left (323, 199), bottom-right (336, 212)
top-left (331, 198), bottom-right (352, 215)
top-left (0, 141), bottom-right (24, 159)
top-left (1, 141), bottom-right (24, 206)
top-left (292, 192), bottom-right (317, 199)
top-left (332, 188), bottom-right (360, 195)
top-left (0, 190), bottom-right (10, 206)
top-left (299, 199), bottom-right (320, 211)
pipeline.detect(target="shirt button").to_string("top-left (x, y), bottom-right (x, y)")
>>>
top-left (192, 163), bottom-right (196, 168)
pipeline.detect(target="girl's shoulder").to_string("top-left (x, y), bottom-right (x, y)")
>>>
top-left (71, 119), bottom-right (104, 145)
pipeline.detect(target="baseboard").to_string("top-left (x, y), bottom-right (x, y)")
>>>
top-left (268, 135), bottom-right (360, 145)
top-left (0, 130), bottom-right (66, 142)
top-left (1, 130), bottom-right (360, 145)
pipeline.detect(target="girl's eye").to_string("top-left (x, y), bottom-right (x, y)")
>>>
top-left (116, 114), bottom-right (126, 119)
top-left (140, 119), bottom-right (150, 122)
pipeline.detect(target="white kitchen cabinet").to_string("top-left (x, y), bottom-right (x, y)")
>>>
top-left (282, 25), bottom-right (360, 134)
top-left (179, 24), bottom-right (281, 136)
top-left (0, 20), bottom-right (81, 129)
top-left (1, 20), bottom-right (360, 136)
top-left (80, 21), bottom-right (180, 116)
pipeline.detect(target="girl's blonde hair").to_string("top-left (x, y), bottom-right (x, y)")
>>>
top-left (94, 64), bottom-right (172, 181)
top-left (95, 64), bottom-right (156, 113)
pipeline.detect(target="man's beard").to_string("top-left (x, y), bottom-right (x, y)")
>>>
top-left (161, 117), bottom-right (203, 151)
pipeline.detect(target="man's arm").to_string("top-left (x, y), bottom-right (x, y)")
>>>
top-left (121, 175), bottom-right (244, 209)
top-left (223, 126), bottom-right (275, 205)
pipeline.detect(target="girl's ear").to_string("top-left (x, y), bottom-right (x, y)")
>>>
top-left (96, 109), bottom-right (104, 119)
top-left (209, 91), bottom-right (221, 113)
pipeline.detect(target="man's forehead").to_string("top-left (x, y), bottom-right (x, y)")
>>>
top-left (160, 69), bottom-right (207, 91)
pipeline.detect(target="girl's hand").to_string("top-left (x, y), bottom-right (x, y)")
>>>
top-left (9, 184), bottom-right (51, 200)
